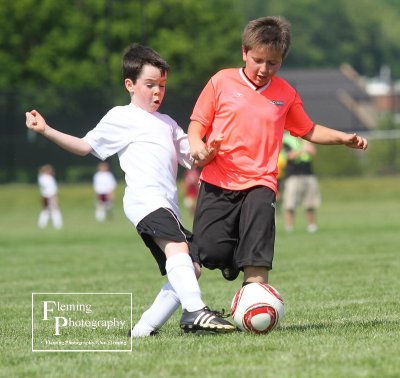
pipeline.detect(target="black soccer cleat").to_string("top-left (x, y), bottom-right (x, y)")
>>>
top-left (221, 265), bottom-right (240, 281)
top-left (180, 306), bottom-right (235, 334)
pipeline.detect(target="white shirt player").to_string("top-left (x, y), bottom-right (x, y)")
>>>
top-left (84, 103), bottom-right (192, 226)
top-left (37, 167), bottom-right (63, 229)
top-left (38, 172), bottom-right (58, 198)
top-left (93, 170), bottom-right (117, 195)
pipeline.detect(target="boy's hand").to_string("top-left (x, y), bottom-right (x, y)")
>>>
top-left (190, 139), bottom-right (209, 162)
top-left (26, 110), bottom-right (47, 134)
top-left (207, 134), bottom-right (223, 155)
top-left (345, 133), bottom-right (368, 150)
top-left (192, 134), bottom-right (223, 166)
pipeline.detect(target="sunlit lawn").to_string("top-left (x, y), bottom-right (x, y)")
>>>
top-left (0, 176), bottom-right (399, 377)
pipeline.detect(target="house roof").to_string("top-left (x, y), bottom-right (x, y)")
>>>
top-left (279, 67), bottom-right (374, 132)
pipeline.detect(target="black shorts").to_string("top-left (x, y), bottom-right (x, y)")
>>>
top-left (192, 182), bottom-right (276, 271)
top-left (136, 207), bottom-right (193, 276)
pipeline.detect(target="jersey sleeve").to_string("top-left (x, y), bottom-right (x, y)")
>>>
top-left (285, 91), bottom-right (315, 137)
top-left (190, 78), bottom-right (216, 133)
top-left (173, 122), bottom-right (193, 169)
top-left (83, 108), bottom-right (130, 160)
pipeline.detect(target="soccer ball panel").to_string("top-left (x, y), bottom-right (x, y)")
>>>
top-left (243, 304), bottom-right (277, 333)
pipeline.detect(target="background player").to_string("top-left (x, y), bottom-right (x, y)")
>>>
top-left (182, 167), bottom-right (200, 216)
top-left (37, 164), bottom-right (63, 229)
top-left (282, 132), bottom-right (321, 232)
top-left (93, 162), bottom-right (117, 222)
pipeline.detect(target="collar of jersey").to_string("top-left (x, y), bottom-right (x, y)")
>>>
top-left (239, 68), bottom-right (271, 92)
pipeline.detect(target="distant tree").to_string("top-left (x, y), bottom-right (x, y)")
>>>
top-left (1, 1), bottom-right (123, 101)
top-left (0, 0), bottom-right (244, 115)
top-left (233, 0), bottom-right (400, 78)
top-left (144, 0), bottom-right (243, 95)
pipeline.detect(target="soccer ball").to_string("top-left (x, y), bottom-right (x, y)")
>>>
top-left (231, 282), bottom-right (284, 333)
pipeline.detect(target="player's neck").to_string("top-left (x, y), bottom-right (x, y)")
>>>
top-left (241, 67), bottom-right (263, 90)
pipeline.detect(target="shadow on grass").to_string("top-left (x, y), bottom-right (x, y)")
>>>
top-left (280, 318), bottom-right (399, 333)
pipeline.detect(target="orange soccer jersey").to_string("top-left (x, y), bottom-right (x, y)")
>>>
top-left (190, 68), bottom-right (314, 192)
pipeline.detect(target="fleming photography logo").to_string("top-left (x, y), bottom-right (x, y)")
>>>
top-left (32, 293), bottom-right (132, 352)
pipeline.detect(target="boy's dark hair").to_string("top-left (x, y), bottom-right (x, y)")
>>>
top-left (242, 16), bottom-right (291, 59)
top-left (122, 44), bottom-right (170, 83)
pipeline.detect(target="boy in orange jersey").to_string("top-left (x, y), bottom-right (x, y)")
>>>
top-left (188, 16), bottom-right (368, 285)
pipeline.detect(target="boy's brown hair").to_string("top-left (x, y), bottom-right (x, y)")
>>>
top-left (122, 44), bottom-right (170, 83)
top-left (242, 16), bottom-right (291, 59)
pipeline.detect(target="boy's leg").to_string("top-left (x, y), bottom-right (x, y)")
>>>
top-left (130, 261), bottom-right (202, 337)
top-left (304, 175), bottom-right (320, 232)
top-left (105, 200), bottom-right (113, 219)
top-left (38, 209), bottom-right (50, 228)
top-left (305, 208), bottom-right (318, 232)
top-left (192, 182), bottom-right (242, 280)
top-left (130, 281), bottom-right (180, 337)
top-left (50, 207), bottom-right (63, 229)
top-left (282, 176), bottom-right (299, 231)
top-left (238, 186), bottom-right (275, 285)
top-left (284, 209), bottom-right (295, 232)
top-left (243, 266), bottom-right (269, 283)
top-left (135, 208), bottom-right (235, 334)
top-left (95, 200), bottom-right (106, 222)
top-left (157, 239), bottom-right (205, 312)
top-left (47, 198), bottom-right (63, 229)
top-left (159, 242), bottom-right (235, 333)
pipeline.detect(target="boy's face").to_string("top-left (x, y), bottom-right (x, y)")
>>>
top-left (125, 64), bottom-right (167, 113)
top-left (242, 45), bottom-right (283, 87)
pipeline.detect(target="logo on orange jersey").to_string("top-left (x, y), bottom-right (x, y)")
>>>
top-left (232, 92), bottom-right (243, 98)
top-left (271, 100), bottom-right (284, 106)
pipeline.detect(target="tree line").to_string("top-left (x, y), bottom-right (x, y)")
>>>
top-left (1, 0), bottom-right (399, 181)
top-left (1, 0), bottom-right (399, 114)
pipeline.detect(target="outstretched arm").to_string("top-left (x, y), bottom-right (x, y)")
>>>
top-left (26, 110), bottom-right (93, 156)
top-left (302, 124), bottom-right (368, 150)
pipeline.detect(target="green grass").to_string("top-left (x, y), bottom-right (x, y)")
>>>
top-left (0, 176), bottom-right (399, 377)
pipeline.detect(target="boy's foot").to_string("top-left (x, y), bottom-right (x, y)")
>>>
top-left (221, 265), bottom-right (240, 281)
top-left (128, 325), bottom-right (158, 338)
top-left (180, 307), bottom-right (235, 334)
top-left (307, 224), bottom-right (318, 233)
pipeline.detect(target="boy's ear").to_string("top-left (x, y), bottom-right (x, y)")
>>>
top-left (124, 78), bottom-right (134, 92)
top-left (242, 45), bottom-right (248, 60)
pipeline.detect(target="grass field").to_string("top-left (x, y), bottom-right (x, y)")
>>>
top-left (0, 176), bottom-right (399, 378)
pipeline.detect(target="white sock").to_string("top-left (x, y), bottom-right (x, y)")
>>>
top-left (38, 210), bottom-right (50, 228)
top-left (51, 209), bottom-right (63, 229)
top-left (131, 282), bottom-right (180, 337)
top-left (130, 322), bottom-right (156, 338)
top-left (96, 205), bottom-right (106, 222)
top-left (165, 253), bottom-right (205, 312)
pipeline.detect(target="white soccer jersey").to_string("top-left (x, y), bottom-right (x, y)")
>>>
top-left (93, 171), bottom-right (117, 195)
top-left (83, 103), bottom-right (192, 226)
top-left (38, 173), bottom-right (58, 198)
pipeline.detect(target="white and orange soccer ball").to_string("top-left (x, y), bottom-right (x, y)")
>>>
top-left (231, 282), bottom-right (284, 333)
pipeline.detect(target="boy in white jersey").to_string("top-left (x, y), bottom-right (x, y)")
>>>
top-left (26, 44), bottom-right (234, 336)
top-left (93, 162), bottom-right (117, 222)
